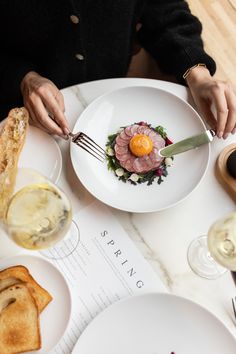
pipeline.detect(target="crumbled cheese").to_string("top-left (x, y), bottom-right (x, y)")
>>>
top-left (129, 173), bottom-right (139, 182)
top-left (165, 157), bottom-right (173, 167)
top-left (106, 147), bottom-right (114, 156)
top-left (115, 168), bottom-right (124, 177)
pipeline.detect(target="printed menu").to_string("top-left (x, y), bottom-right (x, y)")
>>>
top-left (49, 201), bottom-right (166, 354)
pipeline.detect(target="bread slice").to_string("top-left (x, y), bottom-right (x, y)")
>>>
top-left (0, 283), bottom-right (41, 354)
top-left (0, 107), bottom-right (29, 219)
top-left (0, 265), bottom-right (52, 313)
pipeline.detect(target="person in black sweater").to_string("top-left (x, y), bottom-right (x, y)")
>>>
top-left (0, 0), bottom-right (235, 139)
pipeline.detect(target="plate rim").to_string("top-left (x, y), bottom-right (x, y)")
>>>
top-left (0, 253), bottom-right (72, 352)
top-left (70, 85), bottom-right (211, 213)
top-left (72, 291), bottom-right (236, 353)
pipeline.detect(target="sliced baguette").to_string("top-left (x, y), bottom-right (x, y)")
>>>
top-left (0, 107), bottom-right (29, 219)
top-left (0, 265), bottom-right (52, 313)
top-left (0, 283), bottom-right (41, 354)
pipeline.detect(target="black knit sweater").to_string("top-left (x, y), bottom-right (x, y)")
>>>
top-left (0, 0), bottom-right (216, 119)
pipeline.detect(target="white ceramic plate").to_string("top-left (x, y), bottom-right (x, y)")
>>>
top-left (72, 293), bottom-right (236, 354)
top-left (0, 254), bottom-right (71, 353)
top-left (70, 86), bottom-right (210, 212)
top-left (18, 125), bottom-right (62, 183)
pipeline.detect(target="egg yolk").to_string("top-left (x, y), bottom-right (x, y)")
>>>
top-left (129, 134), bottom-right (153, 157)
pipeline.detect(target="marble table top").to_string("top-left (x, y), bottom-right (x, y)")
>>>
top-left (56, 77), bottom-right (236, 339)
top-left (2, 77), bottom-right (235, 343)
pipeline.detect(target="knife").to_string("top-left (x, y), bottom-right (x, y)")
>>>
top-left (159, 129), bottom-right (216, 158)
top-left (231, 271), bottom-right (236, 287)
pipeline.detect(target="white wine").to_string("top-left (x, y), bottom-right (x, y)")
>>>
top-left (207, 212), bottom-right (236, 271)
top-left (6, 183), bottom-right (72, 250)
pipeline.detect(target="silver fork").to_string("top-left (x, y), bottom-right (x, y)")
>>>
top-left (231, 272), bottom-right (236, 321)
top-left (69, 132), bottom-right (106, 162)
top-left (232, 297), bottom-right (236, 321)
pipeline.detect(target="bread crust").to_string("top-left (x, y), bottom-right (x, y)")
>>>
top-left (0, 265), bottom-right (53, 313)
top-left (0, 107), bottom-right (29, 219)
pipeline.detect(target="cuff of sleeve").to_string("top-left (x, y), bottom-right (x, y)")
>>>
top-left (174, 46), bottom-right (216, 85)
top-left (3, 59), bottom-right (36, 96)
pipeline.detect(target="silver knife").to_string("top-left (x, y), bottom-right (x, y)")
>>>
top-left (159, 129), bottom-right (216, 157)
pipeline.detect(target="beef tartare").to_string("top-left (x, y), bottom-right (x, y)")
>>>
top-left (106, 122), bottom-right (173, 185)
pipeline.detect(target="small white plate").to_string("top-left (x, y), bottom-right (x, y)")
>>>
top-left (70, 86), bottom-right (210, 212)
top-left (0, 254), bottom-right (72, 353)
top-left (72, 293), bottom-right (236, 354)
top-left (19, 125), bottom-right (62, 183)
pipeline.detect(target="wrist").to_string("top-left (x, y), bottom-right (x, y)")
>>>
top-left (184, 64), bottom-right (211, 85)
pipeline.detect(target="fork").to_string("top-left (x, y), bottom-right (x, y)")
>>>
top-left (69, 132), bottom-right (106, 162)
top-left (231, 272), bottom-right (236, 321)
top-left (232, 296), bottom-right (236, 321)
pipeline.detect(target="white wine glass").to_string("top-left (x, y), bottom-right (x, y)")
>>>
top-left (1, 168), bottom-right (80, 260)
top-left (187, 211), bottom-right (236, 279)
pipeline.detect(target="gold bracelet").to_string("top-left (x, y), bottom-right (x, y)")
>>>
top-left (183, 63), bottom-right (207, 80)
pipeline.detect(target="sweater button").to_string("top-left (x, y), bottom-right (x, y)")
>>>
top-left (75, 53), bottom-right (84, 61)
top-left (70, 15), bottom-right (80, 24)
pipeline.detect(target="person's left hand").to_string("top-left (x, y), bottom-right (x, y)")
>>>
top-left (186, 66), bottom-right (236, 139)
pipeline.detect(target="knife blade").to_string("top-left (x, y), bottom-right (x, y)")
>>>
top-left (159, 129), bottom-right (215, 158)
top-left (231, 271), bottom-right (236, 287)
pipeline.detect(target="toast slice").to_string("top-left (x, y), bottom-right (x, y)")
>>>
top-left (0, 265), bottom-right (52, 313)
top-left (0, 283), bottom-right (41, 354)
top-left (0, 107), bottom-right (29, 219)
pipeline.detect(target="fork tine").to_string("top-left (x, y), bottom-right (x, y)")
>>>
top-left (69, 131), bottom-right (107, 162)
top-left (232, 297), bottom-right (236, 320)
top-left (79, 133), bottom-right (107, 154)
top-left (77, 139), bottom-right (105, 161)
top-left (76, 142), bottom-right (104, 162)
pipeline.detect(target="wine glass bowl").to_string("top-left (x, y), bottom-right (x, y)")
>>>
top-left (4, 182), bottom-right (72, 250)
top-left (1, 168), bottom-right (79, 259)
top-left (187, 235), bottom-right (227, 279)
top-left (207, 212), bottom-right (236, 271)
top-left (187, 211), bottom-right (236, 279)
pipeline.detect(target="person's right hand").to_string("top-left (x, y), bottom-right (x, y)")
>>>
top-left (20, 71), bottom-right (69, 138)
top-left (186, 66), bottom-right (236, 139)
